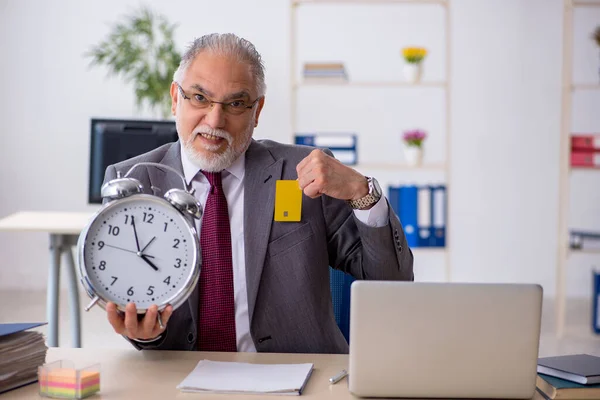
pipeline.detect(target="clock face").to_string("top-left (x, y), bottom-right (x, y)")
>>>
top-left (80, 194), bottom-right (199, 311)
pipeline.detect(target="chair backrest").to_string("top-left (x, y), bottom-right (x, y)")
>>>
top-left (328, 267), bottom-right (355, 342)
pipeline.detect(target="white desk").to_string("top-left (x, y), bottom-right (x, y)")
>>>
top-left (0, 348), bottom-right (545, 399)
top-left (0, 211), bottom-right (94, 347)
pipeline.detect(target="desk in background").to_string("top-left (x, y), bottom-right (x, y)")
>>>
top-left (0, 211), bottom-right (94, 348)
top-left (2, 348), bottom-right (545, 400)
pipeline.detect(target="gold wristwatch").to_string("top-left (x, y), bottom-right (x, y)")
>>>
top-left (347, 176), bottom-right (382, 210)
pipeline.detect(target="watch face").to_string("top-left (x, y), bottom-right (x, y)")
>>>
top-left (79, 194), bottom-right (199, 312)
top-left (369, 177), bottom-right (382, 198)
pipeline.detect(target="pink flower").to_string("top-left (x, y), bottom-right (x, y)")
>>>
top-left (402, 129), bottom-right (427, 147)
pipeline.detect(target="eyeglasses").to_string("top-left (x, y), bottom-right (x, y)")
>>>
top-left (175, 82), bottom-right (260, 116)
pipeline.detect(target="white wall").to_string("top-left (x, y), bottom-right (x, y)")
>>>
top-left (0, 0), bottom-right (592, 299)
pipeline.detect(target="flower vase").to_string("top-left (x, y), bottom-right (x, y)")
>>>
top-left (404, 146), bottom-right (423, 167)
top-left (403, 63), bottom-right (423, 83)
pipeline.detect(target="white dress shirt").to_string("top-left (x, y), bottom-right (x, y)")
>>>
top-left (179, 143), bottom-right (390, 352)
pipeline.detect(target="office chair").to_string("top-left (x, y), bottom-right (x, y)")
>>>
top-left (329, 267), bottom-right (355, 342)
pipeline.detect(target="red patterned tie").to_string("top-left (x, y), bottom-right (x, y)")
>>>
top-left (198, 171), bottom-right (237, 351)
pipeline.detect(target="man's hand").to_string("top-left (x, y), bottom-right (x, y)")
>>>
top-left (296, 149), bottom-right (368, 201)
top-left (106, 302), bottom-right (173, 341)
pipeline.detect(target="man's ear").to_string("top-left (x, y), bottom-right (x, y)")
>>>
top-left (170, 82), bottom-right (179, 116)
top-left (254, 97), bottom-right (266, 127)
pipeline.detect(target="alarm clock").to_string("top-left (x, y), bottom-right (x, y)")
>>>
top-left (78, 162), bottom-right (202, 320)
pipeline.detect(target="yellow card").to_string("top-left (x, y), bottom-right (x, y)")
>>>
top-left (274, 180), bottom-right (302, 222)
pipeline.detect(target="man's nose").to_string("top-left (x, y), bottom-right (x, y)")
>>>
top-left (203, 102), bottom-right (227, 129)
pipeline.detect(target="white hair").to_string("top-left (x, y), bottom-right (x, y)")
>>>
top-left (173, 33), bottom-right (266, 97)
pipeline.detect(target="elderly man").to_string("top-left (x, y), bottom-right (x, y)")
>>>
top-left (105, 33), bottom-right (413, 354)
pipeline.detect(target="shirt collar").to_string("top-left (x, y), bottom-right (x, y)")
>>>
top-left (179, 142), bottom-right (245, 185)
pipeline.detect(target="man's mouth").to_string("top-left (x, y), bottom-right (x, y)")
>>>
top-left (198, 132), bottom-right (224, 141)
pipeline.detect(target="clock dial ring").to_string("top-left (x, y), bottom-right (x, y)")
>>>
top-left (78, 194), bottom-right (200, 313)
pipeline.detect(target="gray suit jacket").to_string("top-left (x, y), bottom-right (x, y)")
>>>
top-left (104, 139), bottom-right (414, 354)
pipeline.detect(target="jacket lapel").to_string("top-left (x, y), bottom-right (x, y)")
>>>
top-left (147, 142), bottom-right (187, 195)
top-left (244, 140), bottom-right (283, 324)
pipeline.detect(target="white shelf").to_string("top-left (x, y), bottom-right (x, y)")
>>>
top-left (353, 162), bottom-right (447, 170)
top-left (568, 248), bottom-right (600, 255)
top-left (556, 0), bottom-right (600, 338)
top-left (293, 0), bottom-right (447, 5)
top-left (412, 247), bottom-right (447, 253)
top-left (294, 81), bottom-right (447, 89)
top-left (290, 0), bottom-right (452, 282)
top-left (572, 0), bottom-right (600, 7)
top-left (569, 167), bottom-right (600, 172)
top-left (571, 84), bottom-right (600, 91)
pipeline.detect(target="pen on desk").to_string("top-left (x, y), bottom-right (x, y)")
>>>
top-left (329, 369), bottom-right (348, 384)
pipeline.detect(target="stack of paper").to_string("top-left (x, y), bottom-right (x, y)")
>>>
top-left (302, 62), bottom-right (348, 83)
top-left (39, 363), bottom-right (100, 399)
top-left (0, 323), bottom-right (48, 394)
top-left (177, 360), bottom-right (314, 395)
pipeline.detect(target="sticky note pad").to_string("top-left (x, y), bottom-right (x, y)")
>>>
top-left (274, 180), bottom-right (302, 222)
top-left (39, 361), bottom-right (100, 399)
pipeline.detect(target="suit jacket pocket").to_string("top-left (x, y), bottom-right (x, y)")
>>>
top-left (267, 222), bottom-right (314, 259)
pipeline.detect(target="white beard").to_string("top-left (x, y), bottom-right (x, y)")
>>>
top-left (181, 119), bottom-right (254, 172)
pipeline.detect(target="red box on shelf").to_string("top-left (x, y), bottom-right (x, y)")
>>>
top-left (571, 134), bottom-right (600, 151)
top-left (571, 151), bottom-right (600, 168)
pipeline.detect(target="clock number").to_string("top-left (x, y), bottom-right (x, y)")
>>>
top-left (163, 276), bottom-right (171, 285)
top-left (174, 258), bottom-right (182, 268)
top-left (98, 241), bottom-right (105, 250)
top-left (173, 239), bottom-right (180, 249)
top-left (164, 222), bottom-right (168, 232)
top-left (124, 214), bottom-right (133, 225)
top-left (98, 261), bottom-right (106, 271)
top-left (146, 286), bottom-right (155, 296)
top-left (143, 212), bottom-right (154, 223)
top-left (108, 225), bottom-right (120, 236)
top-left (127, 287), bottom-right (134, 296)
top-left (110, 276), bottom-right (118, 286)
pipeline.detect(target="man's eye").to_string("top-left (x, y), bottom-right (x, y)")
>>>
top-left (229, 100), bottom-right (246, 108)
top-left (193, 94), bottom-right (208, 103)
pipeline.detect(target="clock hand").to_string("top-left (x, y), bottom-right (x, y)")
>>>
top-left (131, 215), bottom-right (141, 252)
top-left (102, 244), bottom-right (154, 258)
top-left (140, 236), bottom-right (156, 254)
top-left (141, 254), bottom-right (159, 271)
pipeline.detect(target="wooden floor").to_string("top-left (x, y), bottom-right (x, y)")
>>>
top-left (1, 289), bottom-right (599, 355)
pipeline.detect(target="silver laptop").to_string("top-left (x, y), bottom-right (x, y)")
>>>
top-left (348, 281), bottom-right (543, 399)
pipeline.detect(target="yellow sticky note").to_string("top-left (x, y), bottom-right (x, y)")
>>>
top-left (274, 180), bottom-right (302, 222)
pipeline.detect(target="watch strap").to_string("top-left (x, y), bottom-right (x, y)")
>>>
top-left (347, 177), bottom-right (381, 209)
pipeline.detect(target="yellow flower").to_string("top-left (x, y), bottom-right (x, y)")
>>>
top-left (402, 47), bottom-right (427, 64)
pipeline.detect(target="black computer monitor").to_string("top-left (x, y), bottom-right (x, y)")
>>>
top-left (88, 118), bottom-right (178, 204)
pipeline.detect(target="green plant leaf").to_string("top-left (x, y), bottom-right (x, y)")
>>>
top-left (85, 5), bottom-right (180, 118)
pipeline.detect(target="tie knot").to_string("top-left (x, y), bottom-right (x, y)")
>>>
top-left (202, 171), bottom-right (223, 188)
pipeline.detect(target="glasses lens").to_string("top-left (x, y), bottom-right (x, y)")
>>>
top-left (224, 103), bottom-right (248, 115)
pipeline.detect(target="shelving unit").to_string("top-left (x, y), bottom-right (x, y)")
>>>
top-left (290, 0), bottom-right (452, 277)
top-left (293, 81), bottom-right (448, 88)
top-left (556, 0), bottom-right (600, 336)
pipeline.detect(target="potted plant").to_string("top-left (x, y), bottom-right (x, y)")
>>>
top-left (401, 47), bottom-right (427, 83)
top-left (402, 129), bottom-right (427, 166)
top-left (85, 7), bottom-right (181, 119)
top-left (593, 26), bottom-right (600, 82)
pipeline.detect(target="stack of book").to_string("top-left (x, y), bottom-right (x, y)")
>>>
top-left (571, 134), bottom-right (600, 168)
top-left (569, 230), bottom-right (600, 251)
top-left (388, 185), bottom-right (447, 248)
top-left (0, 323), bottom-right (48, 394)
top-left (302, 62), bottom-right (348, 83)
top-left (295, 132), bottom-right (357, 165)
top-left (536, 354), bottom-right (600, 399)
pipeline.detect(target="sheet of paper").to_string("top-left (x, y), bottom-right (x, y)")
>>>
top-left (177, 360), bottom-right (314, 395)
